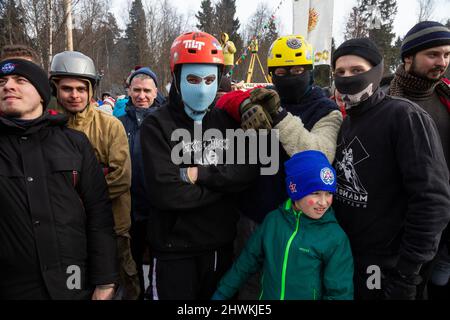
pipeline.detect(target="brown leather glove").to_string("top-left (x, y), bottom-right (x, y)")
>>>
top-left (239, 98), bottom-right (273, 131)
top-left (250, 88), bottom-right (282, 119)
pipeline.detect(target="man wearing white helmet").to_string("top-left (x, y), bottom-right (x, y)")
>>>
top-left (50, 51), bottom-right (140, 300)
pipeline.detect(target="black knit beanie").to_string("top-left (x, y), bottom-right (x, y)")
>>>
top-left (0, 59), bottom-right (51, 108)
top-left (401, 21), bottom-right (450, 61)
top-left (332, 38), bottom-right (383, 69)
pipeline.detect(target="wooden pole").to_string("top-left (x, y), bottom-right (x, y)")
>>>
top-left (64, 0), bottom-right (73, 51)
top-left (48, 0), bottom-right (53, 71)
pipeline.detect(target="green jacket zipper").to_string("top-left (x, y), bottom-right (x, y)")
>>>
top-left (280, 200), bottom-right (301, 300)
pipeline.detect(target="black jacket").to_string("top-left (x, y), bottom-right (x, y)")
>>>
top-left (0, 112), bottom-right (118, 300)
top-left (140, 87), bottom-right (258, 256)
top-left (333, 89), bottom-right (450, 274)
top-left (119, 103), bottom-right (159, 222)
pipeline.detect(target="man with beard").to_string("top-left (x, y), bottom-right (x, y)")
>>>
top-left (389, 21), bottom-right (450, 300)
top-left (332, 38), bottom-right (450, 300)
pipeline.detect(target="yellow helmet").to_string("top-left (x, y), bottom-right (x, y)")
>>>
top-left (267, 35), bottom-right (314, 69)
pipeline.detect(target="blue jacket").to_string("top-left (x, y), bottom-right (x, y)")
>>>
top-left (113, 97), bottom-right (128, 118)
top-left (119, 101), bottom-right (159, 221)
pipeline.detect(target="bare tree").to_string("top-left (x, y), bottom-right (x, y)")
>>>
top-left (417, 0), bottom-right (436, 22)
top-left (239, 3), bottom-right (279, 82)
top-left (142, 0), bottom-right (190, 94)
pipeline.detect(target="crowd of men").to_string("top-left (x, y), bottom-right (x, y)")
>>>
top-left (0, 20), bottom-right (449, 300)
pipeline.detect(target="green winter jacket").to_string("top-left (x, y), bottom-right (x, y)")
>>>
top-left (216, 199), bottom-right (354, 300)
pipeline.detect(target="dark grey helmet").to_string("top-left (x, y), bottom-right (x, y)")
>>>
top-left (50, 51), bottom-right (99, 87)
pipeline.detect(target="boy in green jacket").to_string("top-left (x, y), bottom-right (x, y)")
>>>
top-left (212, 150), bottom-right (354, 300)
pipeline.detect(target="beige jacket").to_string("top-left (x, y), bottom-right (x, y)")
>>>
top-left (66, 103), bottom-right (132, 236)
top-left (275, 110), bottom-right (343, 163)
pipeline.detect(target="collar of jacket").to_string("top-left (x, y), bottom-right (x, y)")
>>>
top-left (66, 103), bottom-right (96, 130)
top-left (436, 78), bottom-right (450, 114)
top-left (125, 101), bottom-right (159, 121)
top-left (0, 110), bottom-right (68, 135)
top-left (281, 198), bottom-right (337, 227)
top-left (282, 86), bottom-right (339, 131)
top-left (346, 88), bottom-right (385, 118)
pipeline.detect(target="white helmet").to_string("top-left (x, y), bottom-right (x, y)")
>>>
top-left (50, 51), bottom-right (98, 88)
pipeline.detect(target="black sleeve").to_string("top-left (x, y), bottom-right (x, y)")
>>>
top-left (140, 115), bottom-right (224, 211)
top-left (197, 163), bottom-right (259, 192)
top-left (196, 112), bottom-right (266, 192)
top-left (394, 104), bottom-right (450, 273)
top-left (77, 132), bottom-right (119, 285)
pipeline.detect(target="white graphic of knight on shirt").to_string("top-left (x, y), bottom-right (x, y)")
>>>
top-left (181, 138), bottom-right (229, 166)
top-left (335, 137), bottom-right (369, 208)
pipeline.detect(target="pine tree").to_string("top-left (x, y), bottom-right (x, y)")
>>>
top-left (196, 0), bottom-right (215, 34)
top-left (125, 0), bottom-right (151, 67)
top-left (344, 0), bottom-right (368, 40)
top-left (344, 0), bottom-right (398, 74)
top-left (239, 3), bottom-right (279, 83)
top-left (214, 0), bottom-right (241, 40)
top-left (390, 36), bottom-right (403, 72)
top-left (98, 13), bottom-right (122, 94)
top-left (0, 0), bottom-right (29, 48)
top-left (214, 0), bottom-right (243, 79)
top-left (365, 0), bottom-right (397, 74)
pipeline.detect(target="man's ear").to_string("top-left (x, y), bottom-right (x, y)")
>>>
top-left (404, 55), bottom-right (414, 70)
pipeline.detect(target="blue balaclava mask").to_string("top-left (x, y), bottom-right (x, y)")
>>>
top-left (180, 64), bottom-right (218, 122)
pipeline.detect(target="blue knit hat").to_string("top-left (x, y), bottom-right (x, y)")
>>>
top-left (285, 150), bottom-right (336, 201)
top-left (129, 67), bottom-right (158, 87)
top-left (401, 21), bottom-right (450, 61)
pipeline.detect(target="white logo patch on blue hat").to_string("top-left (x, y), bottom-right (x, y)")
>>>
top-left (1, 63), bottom-right (16, 74)
top-left (320, 167), bottom-right (335, 185)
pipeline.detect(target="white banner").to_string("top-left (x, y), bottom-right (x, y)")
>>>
top-left (293, 0), bottom-right (334, 65)
top-left (292, 0), bottom-right (309, 37)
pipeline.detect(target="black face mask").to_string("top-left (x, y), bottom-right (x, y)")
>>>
top-left (334, 61), bottom-right (384, 108)
top-left (272, 71), bottom-right (312, 104)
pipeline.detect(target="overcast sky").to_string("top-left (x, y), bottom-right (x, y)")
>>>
top-left (111, 0), bottom-right (450, 45)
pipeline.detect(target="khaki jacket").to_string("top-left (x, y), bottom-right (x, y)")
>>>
top-left (66, 103), bottom-right (132, 236)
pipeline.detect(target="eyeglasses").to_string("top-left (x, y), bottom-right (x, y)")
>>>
top-left (186, 74), bottom-right (216, 85)
top-left (273, 66), bottom-right (305, 76)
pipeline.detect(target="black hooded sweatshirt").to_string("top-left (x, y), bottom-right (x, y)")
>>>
top-left (140, 85), bottom-right (259, 257)
top-left (333, 89), bottom-right (450, 274)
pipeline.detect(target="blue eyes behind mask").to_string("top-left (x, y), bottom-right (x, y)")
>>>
top-left (180, 64), bottom-right (218, 122)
